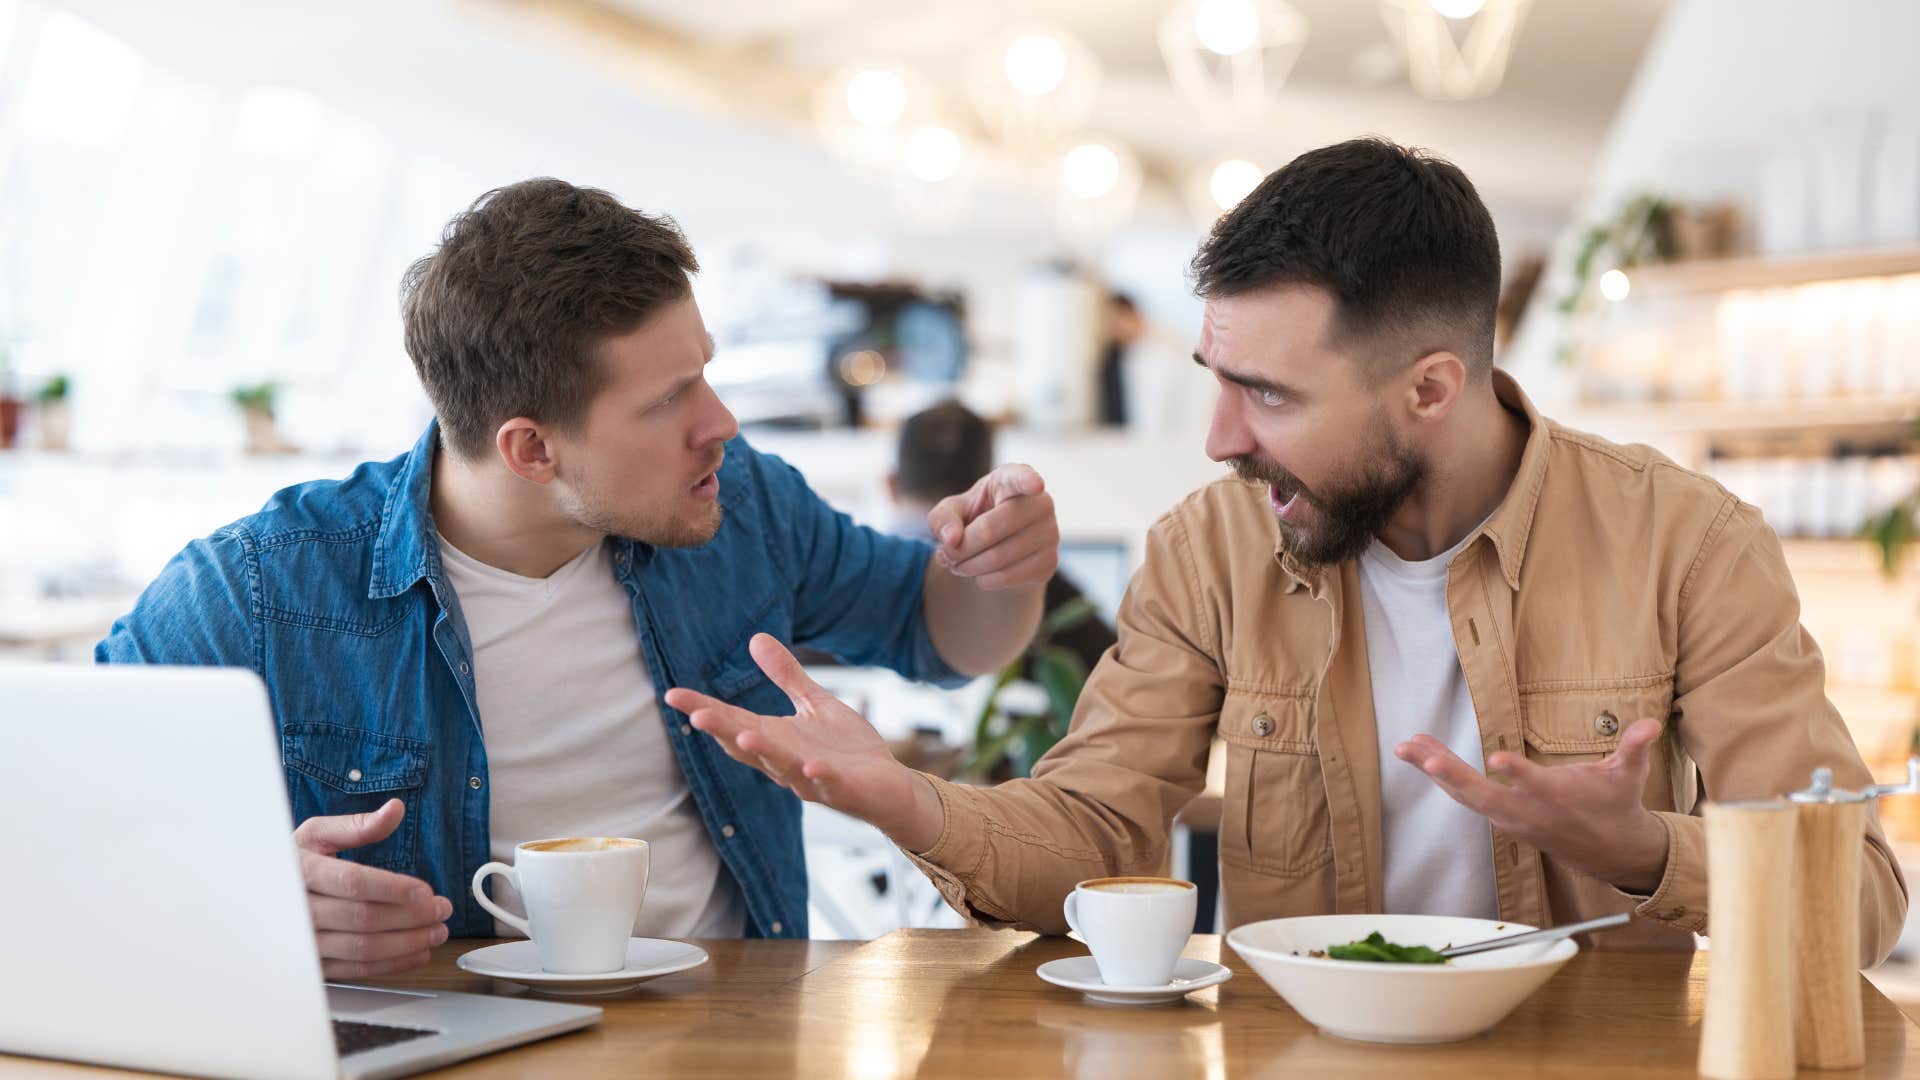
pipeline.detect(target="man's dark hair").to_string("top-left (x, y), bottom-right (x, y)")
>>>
top-left (897, 401), bottom-right (994, 501)
top-left (401, 178), bottom-right (699, 460)
top-left (1189, 137), bottom-right (1501, 379)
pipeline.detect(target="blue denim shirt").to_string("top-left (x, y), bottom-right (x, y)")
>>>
top-left (96, 423), bottom-right (961, 938)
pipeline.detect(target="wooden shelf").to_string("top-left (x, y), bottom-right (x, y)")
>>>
top-left (1624, 247), bottom-right (1920, 295)
top-left (1781, 539), bottom-right (1916, 577)
top-left (1569, 396), bottom-right (1920, 437)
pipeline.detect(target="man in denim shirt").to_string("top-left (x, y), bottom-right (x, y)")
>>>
top-left (97, 179), bottom-right (1059, 977)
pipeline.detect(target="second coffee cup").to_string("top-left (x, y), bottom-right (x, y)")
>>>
top-left (471, 836), bottom-right (650, 974)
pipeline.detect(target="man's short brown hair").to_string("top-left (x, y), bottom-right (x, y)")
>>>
top-left (401, 178), bottom-right (699, 460)
top-left (1190, 137), bottom-right (1501, 381)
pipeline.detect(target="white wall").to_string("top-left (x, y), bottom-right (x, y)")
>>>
top-left (1505, 0), bottom-right (1920, 388)
top-left (48, 0), bottom-right (1567, 383)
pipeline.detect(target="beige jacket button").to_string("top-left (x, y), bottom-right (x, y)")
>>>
top-left (1252, 713), bottom-right (1275, 737)
top-left (1595, 712), bottom-right (1620, 737)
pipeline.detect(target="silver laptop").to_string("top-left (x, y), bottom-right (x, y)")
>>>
top-left (0, 662), bottom-right (601, 1080)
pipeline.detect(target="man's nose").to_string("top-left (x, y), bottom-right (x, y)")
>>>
top-left (696, 381), bottom-right (740, 447)
top-left (1204, 391), bottom-right (1252, 463)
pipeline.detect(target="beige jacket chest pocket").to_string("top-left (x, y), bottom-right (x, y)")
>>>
top-left (1521, 676), bottom-right (1691, 812)
top-left (1217, 692), bottom-right (1334, 877)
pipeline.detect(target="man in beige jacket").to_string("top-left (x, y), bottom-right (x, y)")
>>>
top-left (665, 137), bottom-right (1907, 962)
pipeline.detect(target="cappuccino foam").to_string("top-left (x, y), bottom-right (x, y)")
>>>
top-left (1083, 877), bottom-right (1192, 894)
top-left (523, 837), bottom-right (645, 853)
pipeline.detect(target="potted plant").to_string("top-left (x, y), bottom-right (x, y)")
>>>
top-left (33, 374), bottom-right (70, 451)
top-left (961, 596), bottom-right (1099, 781)
top-left (0, 347), bottom-right (20, 451)
top-left (1859, 422), bottom-right (1920, 839)
top-left (1555, 193), bottom-right (1679, 317)
top-left (230, 380), bottom-right (290, 455)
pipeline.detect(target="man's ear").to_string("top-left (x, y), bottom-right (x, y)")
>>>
top-left (496, 418), bottom-right (558, 484)
top-left (885, 472), bottom-right (900, 505)
top-left (1404, 351), bottom-right (1468, 423)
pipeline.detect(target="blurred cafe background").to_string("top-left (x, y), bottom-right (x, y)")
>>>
top-left (4, 0), bottom-right (1920, 998)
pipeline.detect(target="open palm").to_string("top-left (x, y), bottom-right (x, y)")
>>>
top-left (663, 634), bottom-right (921, 828)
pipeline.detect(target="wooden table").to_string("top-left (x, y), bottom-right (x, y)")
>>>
top-left (10, 930), bottom-right (1920, 1077)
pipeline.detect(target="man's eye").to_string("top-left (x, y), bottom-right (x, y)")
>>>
top-left (1259, 389), bottom-right (1284, 407)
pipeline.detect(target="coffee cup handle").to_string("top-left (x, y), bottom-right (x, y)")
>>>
top-left (1063, 890), bottom-right (1081, 937)
top-left (471, 861), bottom-right (531, 937)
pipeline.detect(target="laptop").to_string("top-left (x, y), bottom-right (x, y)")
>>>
top-left (0, 662), bottom-right (602, 1080)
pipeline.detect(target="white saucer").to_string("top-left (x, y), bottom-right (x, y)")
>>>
top-left (456, 938), bottom-right (709, 996)
top-left (1036, 956), bottom-right (1232, 1006)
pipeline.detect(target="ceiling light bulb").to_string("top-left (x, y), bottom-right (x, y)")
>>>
top-left (1004, 34), bottom-right (1068, 97)
top-left (1064, 143), bottom-right (1121, 200)
top-left (1427, 0), bottom-right (1486, 19)
top-left (845, 68), bottom-right (907, 128)
top-left (1208, 158), bottom-right (1264, 210)
top-left (1600, 269), bottom-right (1631, 303)
top-left (904, 127), bottom-right (964, 184)
top-left (1193, 0), bottom-right (1261, 56)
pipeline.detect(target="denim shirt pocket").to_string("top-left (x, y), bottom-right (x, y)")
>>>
top-left (702, 602), bottom-right (800, 718)
top-left (282, 722), bottom-right (430, 873)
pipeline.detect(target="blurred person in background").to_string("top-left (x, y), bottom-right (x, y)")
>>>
top-left (1098, 288), bottom-right (1211, 436)
top-left (1096, 291), bottom-right (1141, 428)
top-left (669, 137), bottom-right (1908, 964)
top-left (888, 400), bottom-right (1117, 679)
top-left (95, 178), bottom-right (1063, 976)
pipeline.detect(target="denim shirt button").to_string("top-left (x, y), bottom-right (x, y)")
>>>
top-left (680, 723), bottom-right (692, 736)
top-left (721, 824), bottom-right (736, 838)
top-left (771, 921), bottom-right (783, 935)
top-left (458, 662), bottom-right (471, 676)
top-left (346, 768), bottom-right (362, 782)
top-left (468, 775), bottom-right (482, 790)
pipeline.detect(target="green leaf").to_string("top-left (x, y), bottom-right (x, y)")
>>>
top-left (1034, 648), bottom-right (1086, 733)
top-left (1859, 495), bottom-right (1919, 579)
top-left (229, 380), bottom-right (281, 413)
top-left (970, 660), bottom-right (1024, 747)
top-left (1042, 596), bottom-right (1098, 638)
top-left (1324, 931), bottom-right (1447, 964)
top-left (959, 728), bottom-right (1021, 781)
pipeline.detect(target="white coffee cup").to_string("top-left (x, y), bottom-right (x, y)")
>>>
top-left (1062, 876), bottom-right (1198, 987)
top-left (471, 836), bottom-right (649, 974)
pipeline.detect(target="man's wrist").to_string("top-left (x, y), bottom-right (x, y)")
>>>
top-left (1606, 812), bottom-right (1671, 894)
top-left (885, 769), bottom-right (947, 855)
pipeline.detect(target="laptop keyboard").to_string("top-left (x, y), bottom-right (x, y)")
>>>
top-left (333, 1018), bottom-right (439, 1057)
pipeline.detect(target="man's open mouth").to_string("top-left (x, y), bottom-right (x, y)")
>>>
top-left (1268, 478), bottom-right (1307, 520)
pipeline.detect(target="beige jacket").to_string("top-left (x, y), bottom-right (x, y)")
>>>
top-left (909, 372), bottom-right (1907, 963)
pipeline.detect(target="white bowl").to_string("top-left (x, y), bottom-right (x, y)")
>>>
top-left (1225, 914), bottom-right (1576, 1044)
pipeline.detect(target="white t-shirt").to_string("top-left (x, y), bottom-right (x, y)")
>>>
top-left (1359, 529), bottom-right (1500, 919)
top-left (438, 535), bottom-right (747, 939)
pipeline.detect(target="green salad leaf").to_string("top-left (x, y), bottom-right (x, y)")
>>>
top-left (1321, 931), bottom-right (1448, 964)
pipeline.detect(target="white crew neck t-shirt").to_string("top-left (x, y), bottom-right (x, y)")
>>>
top-left (438, 535), bottom-right (747, 939)
top-left (1359, 527), bottom-right (1500, 919)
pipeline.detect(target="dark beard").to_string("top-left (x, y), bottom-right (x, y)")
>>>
top-left (1231, 435), bottom-right (1426, 568)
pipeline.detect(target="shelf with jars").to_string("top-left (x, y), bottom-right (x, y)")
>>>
top-left (1563, 248), bottom-right (1920, 466)
top-left (1560, 248), bottom-right (1920, 784)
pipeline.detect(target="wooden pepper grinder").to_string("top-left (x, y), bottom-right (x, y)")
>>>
top-left (1784, 760), bottom-right (1920, 1071)
top-left (1699, 800), bottom-right (1799, 1080)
